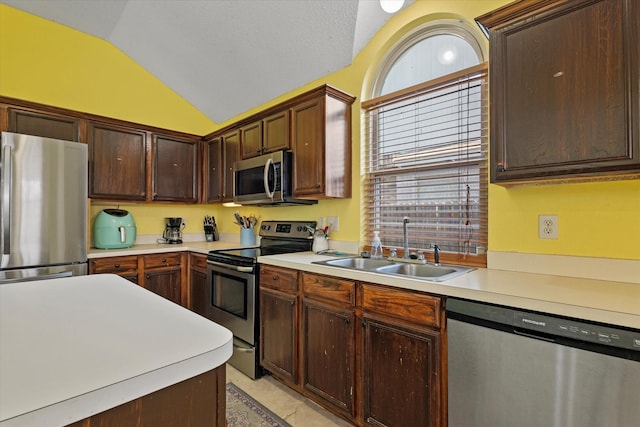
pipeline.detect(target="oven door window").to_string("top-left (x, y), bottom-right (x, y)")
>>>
top-left (212, 270), bottom-right (247, 319)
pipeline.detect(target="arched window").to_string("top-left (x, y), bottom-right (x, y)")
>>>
top-left (362, 21), bottom-right (488, 266)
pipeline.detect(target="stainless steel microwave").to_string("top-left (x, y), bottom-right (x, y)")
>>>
top-left (233, 150), bottom-right (316, 206)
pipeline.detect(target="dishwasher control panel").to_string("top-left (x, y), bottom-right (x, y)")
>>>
top-left (516, 311), bottom-right (640, 352)
top-left (447, 298), bottom-right (640, 353)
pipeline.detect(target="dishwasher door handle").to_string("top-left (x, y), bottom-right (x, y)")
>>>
top-left (513, 327), bottom-right (556, 343)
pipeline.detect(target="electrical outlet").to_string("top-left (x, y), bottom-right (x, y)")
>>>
top-left (182, 219), bottom-right (187, 228)
top-left (317, 217), bottom-right (325, 229)
top-left (327, 216), bottom-right (339, 232)
top-left (539, 215), bottom-right (558, 239)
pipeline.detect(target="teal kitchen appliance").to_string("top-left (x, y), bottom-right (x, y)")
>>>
top-left (93, 209), bottom-right (137, 249)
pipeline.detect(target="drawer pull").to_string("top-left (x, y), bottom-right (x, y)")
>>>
top-left (114, 264), bottom-right (120, 269)
top-left (272, 275), bottom-right (278, 281)
top-left (162, 258), bottom-right (167, 263)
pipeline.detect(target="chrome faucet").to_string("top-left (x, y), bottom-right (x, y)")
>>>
top-left (402, 216), bottom-right (410, 259)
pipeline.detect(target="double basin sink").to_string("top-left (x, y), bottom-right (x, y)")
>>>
top-left (312, 257), bottom-right (473, 282)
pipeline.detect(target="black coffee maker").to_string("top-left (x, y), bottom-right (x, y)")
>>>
top-left (163, 217), bottom-right (184, 244)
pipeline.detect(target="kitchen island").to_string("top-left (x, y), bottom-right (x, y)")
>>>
top-left (0, 274), bottom-right (232, 427)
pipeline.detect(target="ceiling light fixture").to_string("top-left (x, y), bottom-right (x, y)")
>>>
top-left (380, 0), bottom-right (405, 14)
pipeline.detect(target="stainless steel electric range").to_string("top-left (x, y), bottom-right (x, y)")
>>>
top-left (205, 220), bottom-right (316, 379)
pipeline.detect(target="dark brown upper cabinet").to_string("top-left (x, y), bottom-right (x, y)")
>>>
top-left (223, 130), bottom-right (239, 203)
top-left (152, 134), bottom-right (198, 203)
top-left (203, 136), bottom-right (222, 203)
top-left (203, 130), bottom-right (238, 203)
top-left (291, 86), bottom-right (355, 199)
top-left (240, 110), bottom-right (290, 159)
top-left (477, 0), bottom-right (639, 184)
top-left (204, 85), bottom-right (355, 202)
top-left (88, 121), bottom-right (147, 201)
top-left (6, 106), bottom-right (81, 142)
top-left (88, 123), bottom-right (200, 203)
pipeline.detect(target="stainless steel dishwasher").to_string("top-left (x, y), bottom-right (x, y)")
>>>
top-left (447, 298), bottom-right (640, 427)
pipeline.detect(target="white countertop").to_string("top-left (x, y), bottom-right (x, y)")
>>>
top-left (88, 240), bottom-right (251, 258)
top-left (258, 252), bottom-right (640, 330)
top-left (0, 274), bottom-right (233, 427)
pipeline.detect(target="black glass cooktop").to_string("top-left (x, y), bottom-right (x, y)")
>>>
top-left (207, 220), bottom-right (316, 267)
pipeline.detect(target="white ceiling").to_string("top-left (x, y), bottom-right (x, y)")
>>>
top-left (2, 0), bottom-right (412, 124)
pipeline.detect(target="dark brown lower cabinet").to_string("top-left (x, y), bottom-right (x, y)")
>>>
top-left (89, 255), bottom-right (139, 284)
top-left (302, 299), bottom-right (355, 418)
top-left (260, 287), bottom-right (298, 384)
top-left (144, 268), bottom-right (181, 305)
top-left (90, 252), bottom-right (187, 307)
top-left (65, 365), bottom-right (226, 427)
top-left (258, 269), bottom-right (446, 427)
top-left (362, 315), bottom-right (440, 427)
top-left (189, 253), bottom-right (209, 316)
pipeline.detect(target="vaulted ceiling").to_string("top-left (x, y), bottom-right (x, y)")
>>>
top-left (2, 0), bottom-right (412, 124)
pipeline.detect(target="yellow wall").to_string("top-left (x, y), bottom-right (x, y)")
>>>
top-left (2, 2), bottom-right (639, 260)
top-left (0, 5), bottom-right (214, 135)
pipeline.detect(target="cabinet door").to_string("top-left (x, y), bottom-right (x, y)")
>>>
top-left (144, 268), bottom-right (182, 305)
top-left (190, 268), bottom-right (207, 316)
top-left (89, 256), bottom-right (140, 284)
top-left (7, 107), bottom-right (81, 142)
top-left (204, 137), bottom-right (222, 203)
top-left (302, 299), bottom-right (355, 418)
top-left (260, 287), bottom-right (298, 384)
top-left (189, 254), bottom-right (209, 316)
top-left (152, 135), bottom-right (198, 202)
top-left (362, 316), bottom-right (440, 427)
top-left (291, 98), bottom-right (324, 196)
top-left (119, 273), bottom-right (139, 284)
top-left (263, 110), bottom-right (290, 154)
top-left (485, 0), bottom-right (640, 182)
top-left (88, 122), bottom-right (147, 200)
top-left (240, 121), bottom-right (263, 159)
top-left (223, 130), bottom-right (239, 202)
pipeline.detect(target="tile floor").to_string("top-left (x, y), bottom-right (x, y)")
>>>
top-left (226, 365), bottom-right (352, 427)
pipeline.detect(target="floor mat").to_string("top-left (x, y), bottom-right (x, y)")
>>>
top-left (226, 382), bottom-right (292, 427)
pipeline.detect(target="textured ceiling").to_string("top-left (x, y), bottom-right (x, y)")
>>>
top-left (2, 0), bottom-right (412, 124)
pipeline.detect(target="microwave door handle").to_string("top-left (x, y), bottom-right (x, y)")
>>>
top-left (263, 157), bottom-right (275, 200)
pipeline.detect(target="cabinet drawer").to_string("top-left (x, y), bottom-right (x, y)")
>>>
top-left (143, 252), bottom-right (182, 269)
top-left (361, 284), bottom-right (441, 328)
top-left (90, 256), bottom-right (138, 274)
top-left (190, 253), bottom-right (208, 270)
top-left (302, 272), bottom-right (355, 306)
top-left (260, 265), bottom-right (298, 293)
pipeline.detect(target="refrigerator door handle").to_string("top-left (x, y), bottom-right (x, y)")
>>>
top-left (1, 143), bottom-right (12, 266)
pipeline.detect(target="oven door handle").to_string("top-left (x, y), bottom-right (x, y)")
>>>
top-left (207, 260), bottom-right (254, 273)
top-left (233, 343), bottom-right (255, 353)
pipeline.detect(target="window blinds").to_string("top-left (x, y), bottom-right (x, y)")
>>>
top-left (362, 63), bottom-right (488, 266)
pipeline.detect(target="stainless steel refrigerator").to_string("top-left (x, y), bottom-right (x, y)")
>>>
top-left (1, 132), bottom-right (88, 283)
